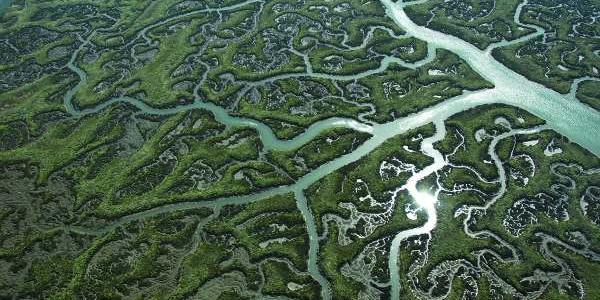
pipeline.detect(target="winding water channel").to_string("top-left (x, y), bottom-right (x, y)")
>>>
top-left (55, 0), bottom-right (600, 298)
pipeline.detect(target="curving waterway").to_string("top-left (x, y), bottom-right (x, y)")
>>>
top-left (54, 0), bottom-right (600, 298)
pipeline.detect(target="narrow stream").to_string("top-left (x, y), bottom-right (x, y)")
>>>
top-left (388, 120), bottom-right (447, 299)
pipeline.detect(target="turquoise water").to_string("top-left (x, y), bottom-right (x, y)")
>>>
top-left (0, 0), bottom-right (11, 15)
top-left (383, 0), bottom-right (600, 157)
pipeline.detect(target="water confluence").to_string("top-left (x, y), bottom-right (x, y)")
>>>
top-left (383, 0), bottom-right (600, 157)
